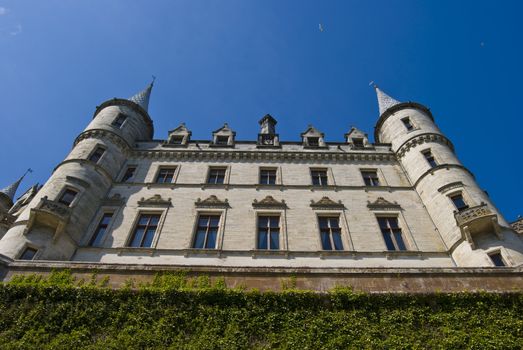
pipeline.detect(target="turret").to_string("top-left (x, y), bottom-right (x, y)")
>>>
top-left (374, 85), bottom-right (523, 267)
top-left (0, 82), bottom-right (155, 260)
top-left (0, 175), bottom-right (26, 239)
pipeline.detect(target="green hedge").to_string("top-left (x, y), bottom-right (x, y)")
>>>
top-left (0, 270), bottom-right (521, 349)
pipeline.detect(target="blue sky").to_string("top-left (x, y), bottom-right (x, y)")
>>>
top-left (0, 0), bottom-right (521, 221)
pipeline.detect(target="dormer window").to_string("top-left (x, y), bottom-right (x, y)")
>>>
top-left (352, 138), bottom-right (364, 148)
top-left (216, 135), bottom-right (229, 145)
top-left (165, 123), bottom-right (191, 147)
top-left (307, 137), bottom-right (319, 147)
top-left (88, 147), bottom-right (105, 164)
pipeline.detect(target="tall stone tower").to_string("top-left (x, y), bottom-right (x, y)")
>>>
top-left (374, 86), bottom-right (523, 266)
top-left (0, 83), bottom-right (154, 260)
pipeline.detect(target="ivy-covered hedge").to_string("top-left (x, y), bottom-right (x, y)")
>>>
top-left (0, 270), bottom-right (521, 349)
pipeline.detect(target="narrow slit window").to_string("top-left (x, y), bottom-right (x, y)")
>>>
top-left (89, 213), bottom-right (113, 246)
top-left (257, 216), bottom-right (280, 250)
top-left (128, 213), bottom-right (161, 248)
top-left (318, 217), bottom-right (343, 251)
top-left (422, 150), bottom-right (437, 168)
top-left (377, 217), bottom-right (407, 251)
top-left (193, 214), bottom-right (220, 249)
top-left (89, 147), bottom-right (105, 164)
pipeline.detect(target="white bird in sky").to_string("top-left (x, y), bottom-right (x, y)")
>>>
top-left (319, 23), bottom-right (324, 32)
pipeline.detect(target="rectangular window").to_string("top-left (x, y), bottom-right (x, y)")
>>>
top-left (121, 166), bottom-right (136, 182)
top-left (257, 216), bottom-right (280, 250)
top-left (215, 135), bottom-right (229, 145)
top-left (193, 214), bottom-right (220, 249)
top-left (128, 213), bottom-right (161, 248)
top-left (489, 252), bottom-right (506, 267)
top-left (311, 169), bottom-right (328, 186)
top-left (58, 189), bottom-right (78, 206)
top-left (207, 167), bottom-right (226, 184)
top-left (352, 138), bottom-right (364, 148)
top-left (111, 114), bottom-right (127, 128)
top-left (361, 170), bottom-right (380, 186)
top-left (450, 193), bottom-right (469, 212)
top-left (89, 213), bottom-right (113, 246)
top-left (378, 217), bottom-right (407, 251)
top-left (318, 217), bottom-right (343, 250)
top-left (155, 167), bottom-right (176, 184)
top-left (259, 168), bottom-right (277, 185)
top-left (402, 117), bottom-right (414, 131)
top-left (307, 137), bottom-right (319, 147)
top-left (19, 247), bottom-right (37, 260)
top-left (89, 147), bottom-right (105, 164)
top-left (422, 150), bottom-right (437, 168)
top-left (170, 135), bottom-right (184, 145)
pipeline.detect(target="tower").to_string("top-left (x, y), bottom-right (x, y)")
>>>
top-left (374, 86), bottom-right (523, 266)
top-left (0, 176), bottom-right (25, 239)
top-left (0, 82), bottom-right (155, 260)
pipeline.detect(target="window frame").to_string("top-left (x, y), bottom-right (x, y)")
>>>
top-left (448, 192), bottom-right (469, 212)
top-left (121, 165), bottom-right (137, 183)
top-left (361, 169), bottom-right (381, 187)
top-left (310, 168), bottom-right (329, 187)
top-left (375, 215), bottom-right (409, 251)
top-left (88, 146), bottom-right (106, 164)
top-left (488, 251), bottom-right (506, 267)
top-left (421, 149), bottom-right (438, 168)
top-left (191, 212), bottom-right (223, 249)
top-left (18, 246), bottom-right (39, 260)
top-left (88, 212), bottom-right (114, 247)
top-left (317, 215), bottom-right (344, 251)
top-left (57, 187), bottom-right (79, 207)
top-left (401, 117), bottom-right (415, 132)
top-left (259, 167), bottom-right (278, 186)
top-left (126, 211), bottom-right (165, 248)
top-left (154, 166), bottom-right (178, 184)
top-left (256, 214), bottom-right (281, 250)
top-left (111, 113), bottom-right (128, 129)
top-left (206, 166), bottom-right (228, 185)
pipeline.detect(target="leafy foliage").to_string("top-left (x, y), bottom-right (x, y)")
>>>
top-left (0, 270), bottom-right (521, 349)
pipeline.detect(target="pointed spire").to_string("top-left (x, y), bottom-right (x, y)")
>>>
top-left (0, 169), bottom-right (31, 202)
top-left (128, 77), bottom-right (155, 112)
top-left (374, 85), bottom-right (401, 116)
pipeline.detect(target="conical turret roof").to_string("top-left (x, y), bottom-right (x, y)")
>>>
top-left (128, 81), bottom-right (154, 112)
top-left (375, 86), bottom-right (401, 116)
top-left (0, 176), bottom-right (24, 202)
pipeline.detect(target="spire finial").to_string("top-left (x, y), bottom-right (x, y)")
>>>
top-left (0, 168), bottom-right (32, 202)
top-left (128, 79), bottom-right (155, 112)
top-left (374, 84), bottom-right (401, 115)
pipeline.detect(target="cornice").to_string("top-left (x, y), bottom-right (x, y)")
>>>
top-left (130, 149), bottom-right (396, 163)
top-left (396, 133), bottom-right (454, 158)
top-left (74, 129), bottom-right (132, 154)
top-left (413, 164), bottom-right (475, 188)
top-left (374, 102), bottom-right (434, 142)
top-left (93, 98), bottom-right (154, 139)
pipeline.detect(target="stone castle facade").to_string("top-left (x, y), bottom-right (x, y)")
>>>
top-left (1, 83), bottom-right (522, 291)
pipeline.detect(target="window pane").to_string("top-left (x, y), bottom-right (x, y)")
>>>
top-left (100, 213), bottom-right (113, 225)
top-left (209, 216), bottom-right (220, 227)
top-left (19, 247), bottom-right (37, 260)
top-left (142, 228), bottom-right (156, 248)
top-left (270, 231), bottom-right (279, 250)
top-left (377, 217), bottom-right (388, 229)
top-left (489, 253), bottom-right (505, 267)
top-left (59, 189), bottom-right (77, 206)
top-left (321, 232), bottom-right (332, 250)
top-left (258, 230), bottom-right (268, 249)
top-left (149, 215), bottom-right (160, 226)
top-left (269, 217), bottom-right (279, 228)
top-left (122, 167), bottom-right (136, 182)
top-left (130, 228), bottom-right (145, 247)
top-left (90, 227), bottom-right (106, 246)
top-left (318, 218), bottom-right (328, 229)
top-left (388, 217), bottom-right (399, 229)
top-left (206, 229), bottom-right (217, 249)
top-left (393, 230), bottom-right (407, 251)
top-left (198, 216), bottom-right (209, 227)
top-left (332, 232), bottom-right (343, 251)
top-left (328, 218), bottom-right (339, 228)
top-left (194, 230), bottom-right (206, 248)
top-left (451, 195), bottom-right (468, 211)
top-left (382, 231), bottom-right (396, 250)
top-left (258, 216), bottom-right (269, 228)
top-left (138, 216), bottom-right (150, 225)
top-left (89, 148), bottom-right (105, 163)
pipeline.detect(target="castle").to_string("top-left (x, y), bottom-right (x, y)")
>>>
top-left (1, 83), bottom-right (522, 291)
